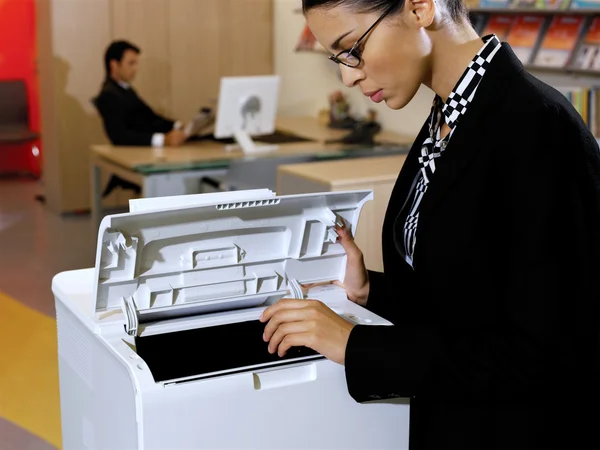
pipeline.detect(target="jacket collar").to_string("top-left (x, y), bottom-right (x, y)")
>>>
top-left (407, 43), bottom-right (525, 264)
top-left (440, 34), bottom-right (502, 131)
top-left (104, 77), bottom-right (131, 92)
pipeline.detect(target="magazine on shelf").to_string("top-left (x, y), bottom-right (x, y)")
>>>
top-left (571, 17), bottom-right (600, 70)
top-left (506, 15), bottom-right (548, 64)
top-left (533, 15), bottom-right (586, 67)
top-left (482, 14), bottom-right (517, 40)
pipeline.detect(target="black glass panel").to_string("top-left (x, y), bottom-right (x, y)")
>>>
top-left (135, 320), bottom-right (321, 382)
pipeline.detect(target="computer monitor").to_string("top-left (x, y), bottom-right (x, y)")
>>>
top-left (214, 75), bottom-right (281, 154)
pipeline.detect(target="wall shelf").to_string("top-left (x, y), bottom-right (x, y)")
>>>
top-left (469, 7), bottom-right (600, 13)
top-left (525, 65), bottom-right (600, 76)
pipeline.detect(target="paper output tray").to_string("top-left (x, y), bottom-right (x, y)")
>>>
top-left (135, 319), bottom-right (322, 383)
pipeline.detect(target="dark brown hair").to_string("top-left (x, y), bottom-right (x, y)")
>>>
top-left (104, 40), bottom-right (140, 79)
top-left (302, 0), bottom-right (467, 23)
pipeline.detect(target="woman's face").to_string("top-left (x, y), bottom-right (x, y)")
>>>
top-left (305, 3), bottom-right (433, 110)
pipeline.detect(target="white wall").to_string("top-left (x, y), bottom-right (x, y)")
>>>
top-left (273, 0), bottom-right (433, 137)
top-left (273, 0), bottom-right (598, 138)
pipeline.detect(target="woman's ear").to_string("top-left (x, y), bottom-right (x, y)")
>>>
top-left (406, 0), bottom-right (436, 28)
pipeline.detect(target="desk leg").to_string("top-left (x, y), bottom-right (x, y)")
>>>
top-left (91, 160), bottom-right (103, 233)
top-left (142, 174), bottom-right (153, 198)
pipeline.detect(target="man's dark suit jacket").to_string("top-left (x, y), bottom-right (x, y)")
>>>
top-left (93, 78), bottom-right (174, 146)
top-left (344, 43), bottom-right (600, 449)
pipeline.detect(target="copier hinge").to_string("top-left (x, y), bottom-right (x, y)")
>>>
top-left (121, 296), bottom-right (139, 336)
top-left (288, 279), bottom-right (304, 299)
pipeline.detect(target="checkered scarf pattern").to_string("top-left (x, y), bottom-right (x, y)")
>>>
top-left (402, 34), bottom-right (502, 268)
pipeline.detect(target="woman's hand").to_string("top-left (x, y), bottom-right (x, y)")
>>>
top-left (332, 219), bottom-right (370, 306)
top-left (260, 299), bottom-right (355, 365)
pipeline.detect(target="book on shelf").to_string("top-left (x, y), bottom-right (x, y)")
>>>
top-left (537, 0), bottom-right (572, 9)
top-left (478, 0), bottom-right (511, 8)
top-left (508, 0), bottom-right (537, 8)
top-left (571, 16), bottom-right (600, 70)
top-left (569, 0), bottom-right (600, 8)
top-left (532, 15), bottom-right (586, 67)
top-left (506, 15), bottom-right (548, 64)
top-left (481, 14), bottom-right (517, 40)
top-left (557, 86), bottom-right (600, 136)
top-left (508, 0), bottom-right (572, 8)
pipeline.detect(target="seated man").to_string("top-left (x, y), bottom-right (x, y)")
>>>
top-left (93, 40), bottom-right (189, 197)
top-left (93, 40), bottom-right (187, 148)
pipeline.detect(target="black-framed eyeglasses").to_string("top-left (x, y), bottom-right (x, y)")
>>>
top-left (328, 2), bottom-right (397, 68)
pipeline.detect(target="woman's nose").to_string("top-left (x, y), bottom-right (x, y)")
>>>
top-left (339, 65), bottom-right (365, 88)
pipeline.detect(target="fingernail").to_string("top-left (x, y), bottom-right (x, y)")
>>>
top-left (259, 313), bottom-right (264, 321)
top-left (263, 333), bottom-right (267, 342)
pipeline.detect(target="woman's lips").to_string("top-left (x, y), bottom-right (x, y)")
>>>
top-left (367, 89), bottom-right (384, 103)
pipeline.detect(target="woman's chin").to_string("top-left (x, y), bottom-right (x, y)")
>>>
top-left (384, 94), bottom-right (414, 111)
top-left (383, 97), bottom-right (404, 110)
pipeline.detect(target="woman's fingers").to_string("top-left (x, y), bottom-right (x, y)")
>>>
top-left (267, 321), bottom-right (316, 355)
top-left (277, 332), bottom-right (315, 357)
top-left (335, 222), bottom-right (365, 260)
top-left (260, 298), bottom-right (307, 323)
top-left (261, 299), bottom-right (354, 365)
top-left (261, 300), bottom-right (315, 341)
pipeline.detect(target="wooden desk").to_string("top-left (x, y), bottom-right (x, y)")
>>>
top-left (277, 155), bottom-right (407, 272)
top-left (92, 116), bottom-right (414, 171)
top-left (275, 116), bottom-right (414, 146)
top-left (91, 116), bottom-right (415, 230)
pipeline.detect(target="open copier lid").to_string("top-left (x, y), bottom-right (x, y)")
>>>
top-left (92, 189), bottom-right (373, 338)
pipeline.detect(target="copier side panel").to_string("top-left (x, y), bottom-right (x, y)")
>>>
top-left (56, 299), bottom-right (140, 450)
top-left (140, 359), bottom-right (410, 449)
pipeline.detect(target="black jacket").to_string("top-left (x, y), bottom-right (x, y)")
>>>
top-left (93, 78), bottom-right (174, 146)
top-left (344, 43), bottom-right (600, 449)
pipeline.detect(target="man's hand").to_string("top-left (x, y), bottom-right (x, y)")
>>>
top-left (164, 129), bottom-right (187, 147)
top-left (260, 299), bottom-right (355, 365)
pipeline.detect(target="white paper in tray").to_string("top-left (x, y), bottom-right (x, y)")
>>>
top-left (128, 189), bottom-right (276, 213)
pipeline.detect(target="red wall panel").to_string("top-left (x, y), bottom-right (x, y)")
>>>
top-left (0, 0), bottom-right (41, 177)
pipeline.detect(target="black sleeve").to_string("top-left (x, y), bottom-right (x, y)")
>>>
top-left (344, 107), bottom-right (600, 403)
top-left (150, 115), bottom-right (175, 134)
top-left (95, 92), bottom-right (161, 146)
top-left (138, 96), bottom-right (175, 134)
top-left (365, 270), bottom-right (387, 311)
top-left (364, 265), bottom-right (419, 325)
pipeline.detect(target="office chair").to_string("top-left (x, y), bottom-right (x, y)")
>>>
top-left (0, 79), bottom-right (40, 175)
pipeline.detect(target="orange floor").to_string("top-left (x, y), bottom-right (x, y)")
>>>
top-left (0, 179), bottom-right (96, 450)
top-left (0, 290), bottom-right (61, 448)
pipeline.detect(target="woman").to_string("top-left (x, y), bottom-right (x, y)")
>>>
top-left (260, 0), bottom-right (600, 448)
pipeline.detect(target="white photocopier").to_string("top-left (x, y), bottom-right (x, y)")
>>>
top-left (53, 189), bottom-right (409, 450)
